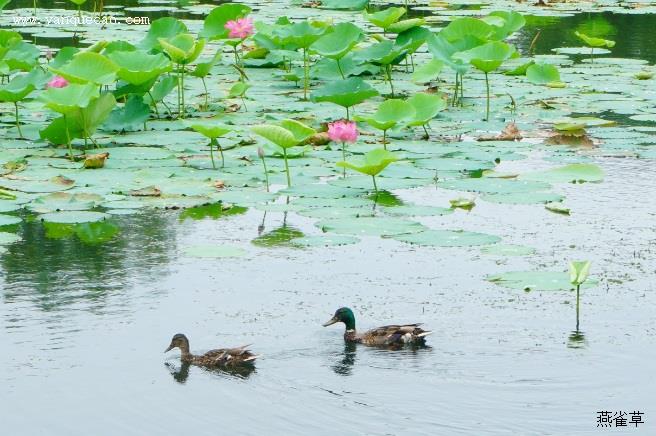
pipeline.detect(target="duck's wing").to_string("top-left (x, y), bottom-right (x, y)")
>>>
top-left (203, 345), bottom-right (259, 365)
top-left (362, 324), bottom-right (431, 346)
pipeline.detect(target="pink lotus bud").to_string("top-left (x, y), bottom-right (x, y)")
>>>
top-left (225, 17), bottom-right (254, 40)
top-left (46, 76), bottom-right (69, 89)
top-left (327, 120), bottom-right (358, 143)
top-left (45, 49), bottom-right (53, 61)
top-left (257, 146), bottom-right (265, 159)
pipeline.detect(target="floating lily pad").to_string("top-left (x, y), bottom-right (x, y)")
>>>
top-left (0, 214), bottom-right (22, 227)
top-left (39, 211), bottom-right (109, 224)
top-left (482, 192), bottom-right (564, 204)
top-left (488, 271), bottom-right (598, 291)
top-left (317, 217), bottom-right (425, 236)
top-left (481, 244), bottom-right (535, 256)
top-left (382, 205), bottom-right (454, 217)
top-left (291, 235), bottom-right (360, 247)
top-left (438, 178), bottom-right (551, 194)
top-left (520, 164), bottom-right (604, 184)
top-left (182, 244), bottom-right (247, 258)
top-left (390, 229), bottom-right (501, 247)
top-left (28, 192), bottom-right (103, 213)
top-left (252, 226), bottom-right (304, 247)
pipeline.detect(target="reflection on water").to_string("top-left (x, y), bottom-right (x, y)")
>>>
top-left (164, 361), bottom-right (256, 384)
top-left (568, 330), bottom-right (587, 349)
top-left (331, 342), bottom-right (357, 376)
top-left (0, 212), bottom-right (176, 313)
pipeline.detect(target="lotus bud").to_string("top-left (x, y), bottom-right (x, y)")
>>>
top-left (257, 146), bottom-right (265, 159)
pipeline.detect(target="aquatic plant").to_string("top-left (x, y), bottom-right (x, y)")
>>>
top-left (225, 17), bottom-right (254, 67)
top-left (454, 41), bottom-right (517, 120)
top-left (336, 148), bottom-right (399, 195)
top-left (359, 99), bottom-right (415, 148)
top-left (227, 80), bottom-right (251, 111)
top-left (252, 119), bottom-right (316, 187)
top-left (310, 23), bottom-right (363, 79)
top-left (0, 69), bottom-right (44, 138)
top-left (158, 33), bottom-right (205, 118)
top-left (406, 92), bottom-right (446, 139)
top-left (569, 260), bottom-right (591, 331)
top-left (187, 121), bottom-right (233, 169)
top-left (327, 120), bottom-right (358, 177)
top-left (257, 146), bottom-right (270, 192)
top-left (46, 76), bottom-right (69, 89)
top-left (311, 77), bottom-right (379, 120)
top-left (354, 39), bottom-right (410, 97)
top-left (574, 31), bottom-right (615, 63)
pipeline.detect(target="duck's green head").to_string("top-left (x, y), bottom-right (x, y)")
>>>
top-left (323, 307), bottom-right (356, 330)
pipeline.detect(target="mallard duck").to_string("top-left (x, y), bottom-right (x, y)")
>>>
top-left (164, 334), bottom-right (259, 367)
top-left (322, 307), bottom-right (431, 346)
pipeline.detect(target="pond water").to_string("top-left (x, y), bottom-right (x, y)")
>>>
top-left (1, 1), bottom-right (656, 435)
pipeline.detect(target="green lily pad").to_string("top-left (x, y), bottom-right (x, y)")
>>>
top-left (382, 205), bottom-right (454, 217)
top-left (317, 217), bottom-right (424, 236)
top-left (438, 178), bottom-right (551, 194)
top-left (182, 244), bottom-right (247, 258)
top-left (390, 229), bottom-right (501, 247)
top-left (291, 235), bottom-right (360, 247)
top-left (481, 244), bottom-right (535, 256)
top-left (0, 214), bottom-right (22, 227)
top-left (39, 211), bottom-right (109, 224)
top-left (252, 226), bottom-right (304, 247)
top-left (520, 164), bottom-right (604, 184)
top-left (488, 271), bottom-right (598, 291)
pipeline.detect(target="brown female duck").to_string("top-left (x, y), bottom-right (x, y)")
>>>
top-left (323, 307), bottom-right (431, 346)
top-left (164, 333), bottom-right (259, 367)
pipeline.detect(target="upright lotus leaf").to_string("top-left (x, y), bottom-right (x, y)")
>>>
top-left (140, 17), bottom-right (188, 51)
top-left (49, 52), bottom-right (119, 85)
top-left (364, 7), bottom-right (406, 30)
top-left (4, 40), bottom-right (40, 71)
top-left (427, 33), bottom-right (469, 75)
top-left (311, 77), bottom-right (379, 119)
top-left (310, 22), bottom-right (363, 64)
top-left (526, 63), bottom-right (563, 86)
top-left (359, 99), bottom-right (416, 147)
top-left (108, 50), bottom-right (171, 86)
top-left (40, 83), bottom-right (99, 115)
top-left (252, 119), bottom-right (315, 186)
top-left (412, 59), bottom-right (444, 83)
top-left (75, 93), bottom-right (117, 139)
top-left (104, 95), bottom-right (150, 132)
top-left (454, 41), bottom-right (516, 120)
top-left (387, 18), bottom-right (426, 34)
top-left (187, 120), bottom-right (233, 169)
top-left (486, 11), bottom-right (526, 40)
top-left (274, 21), bottom-right (328, 49)
top-left (395, 26), bottom-right (431, 56)
top-left (570, 261), bottom-right (591, 286)
top-left (0, 69), bottom-right (45, 137)
top-left (353, 39), bottom-right (410, 96)
top-left (574, 31), bottom-right (615, 48)
top-left (319, 0), bottom-right (369, 10)
top-left (190, 50), bottom-right (223, 110)
top-left (49, 47), bottom-right (79, 68)
top-left (200, 3), bottom-right (252, 40)
top-left (406, 93), bottom-right (446, 136)
top-left (337, 148), bottom-right (399, 193)
top-left (104, 40), bottom-right (137, 55)
top-left (439, 17), bottom-right (494, 44)
top-left (158, 33), bottom-right (205, 65)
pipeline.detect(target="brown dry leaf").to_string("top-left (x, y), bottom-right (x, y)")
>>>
top-left (83, 152), bottom-right (109, 169)
top-left (545, 134), bottom-right (595, 148)
top-left (130, 186), bottom-right (161, 197)
top-left (52, 175), bottom-right (75, 186)
top-left (477, 122), bottom-right (522, 141)
top-left (306, 132), bottom-right (330, 146)
top-left (226, 103), bottom-right (241, 113)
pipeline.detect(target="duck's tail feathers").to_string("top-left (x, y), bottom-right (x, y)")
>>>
top-left (417, 331), bottom-right (432, 338)
top-left (244, 354), bottom-right (261, 362)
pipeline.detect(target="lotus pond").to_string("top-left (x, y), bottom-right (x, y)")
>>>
top-left (1, 0), bottom-right (656, 434)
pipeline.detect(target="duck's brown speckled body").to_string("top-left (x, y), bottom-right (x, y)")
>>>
top-left (324, 307), bottom-right (431, 347)
top-left (165, 334), bottom-right (259, 367)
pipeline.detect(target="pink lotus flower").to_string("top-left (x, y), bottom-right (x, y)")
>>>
top-left (328, 120), bottom-right (358, 143)
top-left (225, 17), bottom-right (254, 40)
top-left (46, 76), bottom-right (69, 89)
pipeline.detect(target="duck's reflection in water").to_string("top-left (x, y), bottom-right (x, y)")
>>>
top-left (165, 361), bottom-right (256, 383)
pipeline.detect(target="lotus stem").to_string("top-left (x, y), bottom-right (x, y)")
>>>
top-left (590, 47), bottom-right (594, 64)
top-left (336, 58), bottom-right (345, 79)
top-left (33, 0), bottom-right (36, 15)
top-left (341, 141), bottom-right (346, 178)
top-left (371, 175), bottom-right (378, 195)
top-left (452, 73), bottom-right (459, 106)
top-left (303, 48), bottom-right (309, 101)
top-left (64, 114), bottom-right (73, 161)
top-left (209, 139), bottom-right (216, 169)
top-left (218, 141), bottom-right (225, 168)
top-left (576, 284), bottom-right (580, 331)
top-left (484, 72), bottom-right (490, 121)
top-left (176, 65), bottom-right (181, 117)
top-left (147, 91), bottom-right (160, 118)
top-left (422, 124), bottom-right (429, 140)
top-left (382, 129), bottom-right (387, 150)
top-left (283, 148), bottom-right (291, 187)
top-left (385, 64), bottom-right (394, 97)
top-left (459, 74), bottom-right (464, 105)
top-left (78, 5), bottom-right (82, 20)
top-left (13, 102), bottom-right (23, 139)
top-left (233, 45), bottom-right (239, 67)
top-left (241, 96), bottom-right (247, 112)
top-left (260, 156), bottom-right (270, 192)
top-left (180, 66), bottom-right (186, 118)
top-left (201, 77), bottom-right (208, 111)
top-left (346, 106), bottom-right (350, 121)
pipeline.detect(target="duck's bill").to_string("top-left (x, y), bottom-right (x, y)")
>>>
top-left (164, 344), bottom-right (174, 353)
top-left (322, 317), bottom-right (338, 327)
